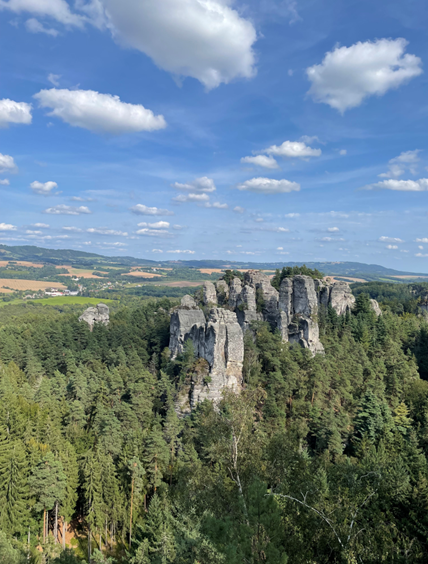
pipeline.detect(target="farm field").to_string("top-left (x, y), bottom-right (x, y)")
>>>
top-left (0, 279), bottom-right (66, 292)
top-left (0, 260), bottom-right (44, 268)
top-left (123, 271), bottom-right (163, 278)
top-left (58, 267), bottom-right (108, 279)
top-left (30, 296), bottom-right (114, 306)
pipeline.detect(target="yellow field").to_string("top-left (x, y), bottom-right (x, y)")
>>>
top-left (0, 279), bottom-right (67, 293)
top-left (58, 267), bottom-right (108, 279)
top-left (391, 275), bottom-right (428, 280)
top-left (199, 268), bottom-right (224, 274)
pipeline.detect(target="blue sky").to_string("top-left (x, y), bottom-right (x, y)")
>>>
top-left (1, 0), bottom-right (428, 270)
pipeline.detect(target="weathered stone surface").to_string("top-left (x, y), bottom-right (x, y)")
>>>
top-left (79, 303), bottom-right (110, 331)
top-left (216, 279), bottom-right (229, 300)
top-left (181, 294), bottom-right (197, 308)
top-left (315, 279), bottom-right (331, 308)
top-left (169, 305), bottom-right (206, 359)
top-left (370, 299), bottom-right (382, 316)
top-left (279, 278), bottom-right (293, 318)
top-left (329, 282), bottom-right (355, 315)
top-left (237, 285), bottom-right (257, 312)
top-left (244, 270), bottom-right (279, 327)
top-left (202, 281), bottom-right (217, 305)
top-left (228, 277), bottom-right (242, 309)
top-left (288, 317), bottom-right (324, 354)
top-left (236, 309), bottom-right (262, 332)
top-left (293, 276), bottom-right (318, 317)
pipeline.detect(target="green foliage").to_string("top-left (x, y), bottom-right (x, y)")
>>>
top-left (221, 270), bottom-right (244, 284)
top-left (271, 265), bottom-right (324, 290)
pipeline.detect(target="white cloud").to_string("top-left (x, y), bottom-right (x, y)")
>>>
top-left (0, 179), bottom-right (9, 185)
top-left (236, 177), bottom-right (300, 194)
top-left (386, 245), bottom-right (398, 249)
top-left (0, 153), bottom-right (17, 173)
top-left (44, 204), bottom-right (92, 215)
top-left (25, 17), bottom-right (59, 36)
top-left (416, 238), bottom-right (428, 243)
top-left (26, 230), bottom-right (42, 235)
top-left (263, 140), bottom-right (321, 158)
top-left (138, 221), bottom-right (170, 229)
top-left (328, 227), bottom-right (339, 232)
top-left (254, 217), bottom-right (263, 222)
top-left (419, 245), bottom-right (424, 250)
top-left (364, 178), bottom-right (428, 191)
top-left (32, 223), bottom-right (49, 228)
top-left (0, 99), bottom-right (32, 127)
top-left (130, 204), bottom-right (174, 216)
top-left (62, 226), bottom-right (82, 232)
top-left (71, 196), bottom-right (94, 202)
top-left (0, 0), bottom-right (86, 27)
top-left (30, 180), bottom-right (58, 195)
top-left (307, 38), bottom-right (423, 113)
top-left (379, 236), bottom-right (404, 243)
top-left (172, 176), bottom-right (216, 192)
top-left (152, 249), bottom-right (163, 253)
top-left (241, 155), bottom-right (279, 169)
top-left (204, 201), bottom-right (228, 209)
top-left (102, 0), bottom-right (257, 90)
top-left (136, 228), bottom-right (169, 236)
top-left (167, 249), bottom-right (195, 254)
top-left (173, 193), bottom-right (210, 203)
top-left (284, 213), bottom-right (299, 218)
top-left (319, 236), bottom-right (345, 242)
top-left (416, 253), bottom-right (428, 257)
top-left (172, 224), bottom-right (185, 230)
top-left (87, 228), bottom-right (128, 236)
top-left (34, 88), bottom-right (167, 134)
top-left (48, 73), bottom-right (61, 87)
top-left (0, 223), bottom-right (16, 231)
top-left (233, 206), bottom-right (245, 214)
top-left (339, 149), bottom-right (347, 156)
top-left (277, 246), bottom-right (283, 251)
top-left (379, 150), bottom-right (420, 178)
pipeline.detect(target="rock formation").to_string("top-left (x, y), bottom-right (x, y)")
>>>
top-left (79, 303), bottom-right (110, 331)
top-left (170, 271), bottom-right (358, 411)
top-left (370, 299), bottom-right (382, 316)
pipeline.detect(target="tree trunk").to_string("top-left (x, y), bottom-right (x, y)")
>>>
top-left (43, 509), bottom-right (46, 543)
top-left (54, 501), bottom-right (58, 543)
top-left (62, 520), bottom-right (66, 550)
top-left (99, 530), bottom-right (102, 551)
top-left (129, 476), bottom-right (134, 547)
top-left (105, 521), bottom-right (108, 550)
top-left (88, 527), bottom-right (91, 563)
top-left (27, 527), bottom-right (30, 562)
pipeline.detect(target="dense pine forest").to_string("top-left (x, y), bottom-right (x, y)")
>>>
top-left (1, 286), bottom-right (428, 563)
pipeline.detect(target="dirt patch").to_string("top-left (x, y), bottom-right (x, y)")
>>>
top-left (123, 271), bottom-right (163, 278)
top-left (154, 281), bottom-right (204, 287)
top-left (0, 279), bottom-right (67, 292)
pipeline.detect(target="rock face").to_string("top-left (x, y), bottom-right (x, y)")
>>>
top-left (170, 273), bottom-right (357, 410)
top-left (370, 299), bottom-right (382, 316)
top-left (79, 303), bottom-right (110, 331)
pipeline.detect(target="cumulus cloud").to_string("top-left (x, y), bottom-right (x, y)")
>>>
top-left (319, 236), bottom-right (345, 242)
top-left (364, 178), bottom-right (428, 191)
top-left (284, 213), bottom-right (300, 218)
top-left (263, 140), bottom-right (321, 158)
top-left (233, 206), bottom-right (245, 214)
top-left (0, 153), bottom-right (17, 173)
top-left (25, 17), bottom-right (59, 36)
top-left (204, 201), bottom-right (228, 209)
top-left (102, 0), bottom-right (257, 89)
top-left (32, 223), bottom-right (49, 228)
top-left (137, 228), bottom-right (169, 236)
top-left (87, 228), bottom-right (128, 236)
top-left (0, 223), bottom-right (17, 231)
top-left (386, 245), bottom-right (398, 249)
top-left (236, 177), bottom-right (300, 194)
top-left (416, 253), bottom-right (428, 257)
top-left (130, 204), bottom-right (174, 216)
top-left (379, 236), bottom-right (404, 243)
top-left (138, 221), bottom-right (170, 229)
top-left (173, 193), bottom-right (210, 203)
top-left (167, 249), bottom-right (195, 254)
top-left (30, 180), bottom-right (58, 195)
top-left (379, 150), bottom-right (420, 178)
top-left (172, 176), bottom-right (216, 192)
top-left (0, 0), bottom-right (86, 27)
top-left (328, 227), bottom-right (339, 232)
top-left (62, 226), bottom-right (82, 232)
top-left (240, 155), bottom-right (279, 169)
top-left (0, 99), bottom-right (32, 127)
top-left (152, 249), bottom-right (163, 253)
top-left (416, 238), bottom-right (428, 243)
top-left (307, 38), bottom-right (423, 113)
top-left (172, 224), bottom-right (185, 230)
top-left (339, 149), bottom-right (347, 156)
top-left (34, 88), bottom-right (167, 134)
top-left (44, 204), bottom-right (92, 215)
top-left (0, 179), bottom-right (9, 185)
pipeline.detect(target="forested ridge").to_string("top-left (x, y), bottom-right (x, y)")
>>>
top-left (1, 290), bottom-right (428, 563)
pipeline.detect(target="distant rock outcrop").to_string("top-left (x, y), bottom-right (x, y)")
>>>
top-left (370, 299), bottom-right (382, 316)
top-left (170, 271), bottom-right (358, 411)
top-left (79, 303), bottom-right (110, 331)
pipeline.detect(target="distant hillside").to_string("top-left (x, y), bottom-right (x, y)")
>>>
top-left (1, 244), bottom-right (427, 282)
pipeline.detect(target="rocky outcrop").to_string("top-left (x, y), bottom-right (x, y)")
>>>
top-left (79, 303), bottom-right (110, 331)
top-left (329, 282), bottom-right (355, 315)
top-left (370, 299), bottom-right (382, 316)
top-left (228, 277), bottom-right (242, 309)
top-left (169, 296), bottom-right (206, 359)
top-left (202, 281), bottom-right (217, 305)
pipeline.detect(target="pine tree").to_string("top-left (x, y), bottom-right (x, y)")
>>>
top-left (143, 423), bottom-right (169, 493)
top-left (0, 430), bottom-right (29, 536)
top-left (59, 443), bottom-right (79, 549)
top-left (82, 450), bottom-right (104, 558)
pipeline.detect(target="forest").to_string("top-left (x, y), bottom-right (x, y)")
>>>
top-left (1, 281), bottom-right (428, 563)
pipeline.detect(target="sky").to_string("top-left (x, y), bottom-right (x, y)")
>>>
top-left (1, 0), bottom-right (428, 270)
